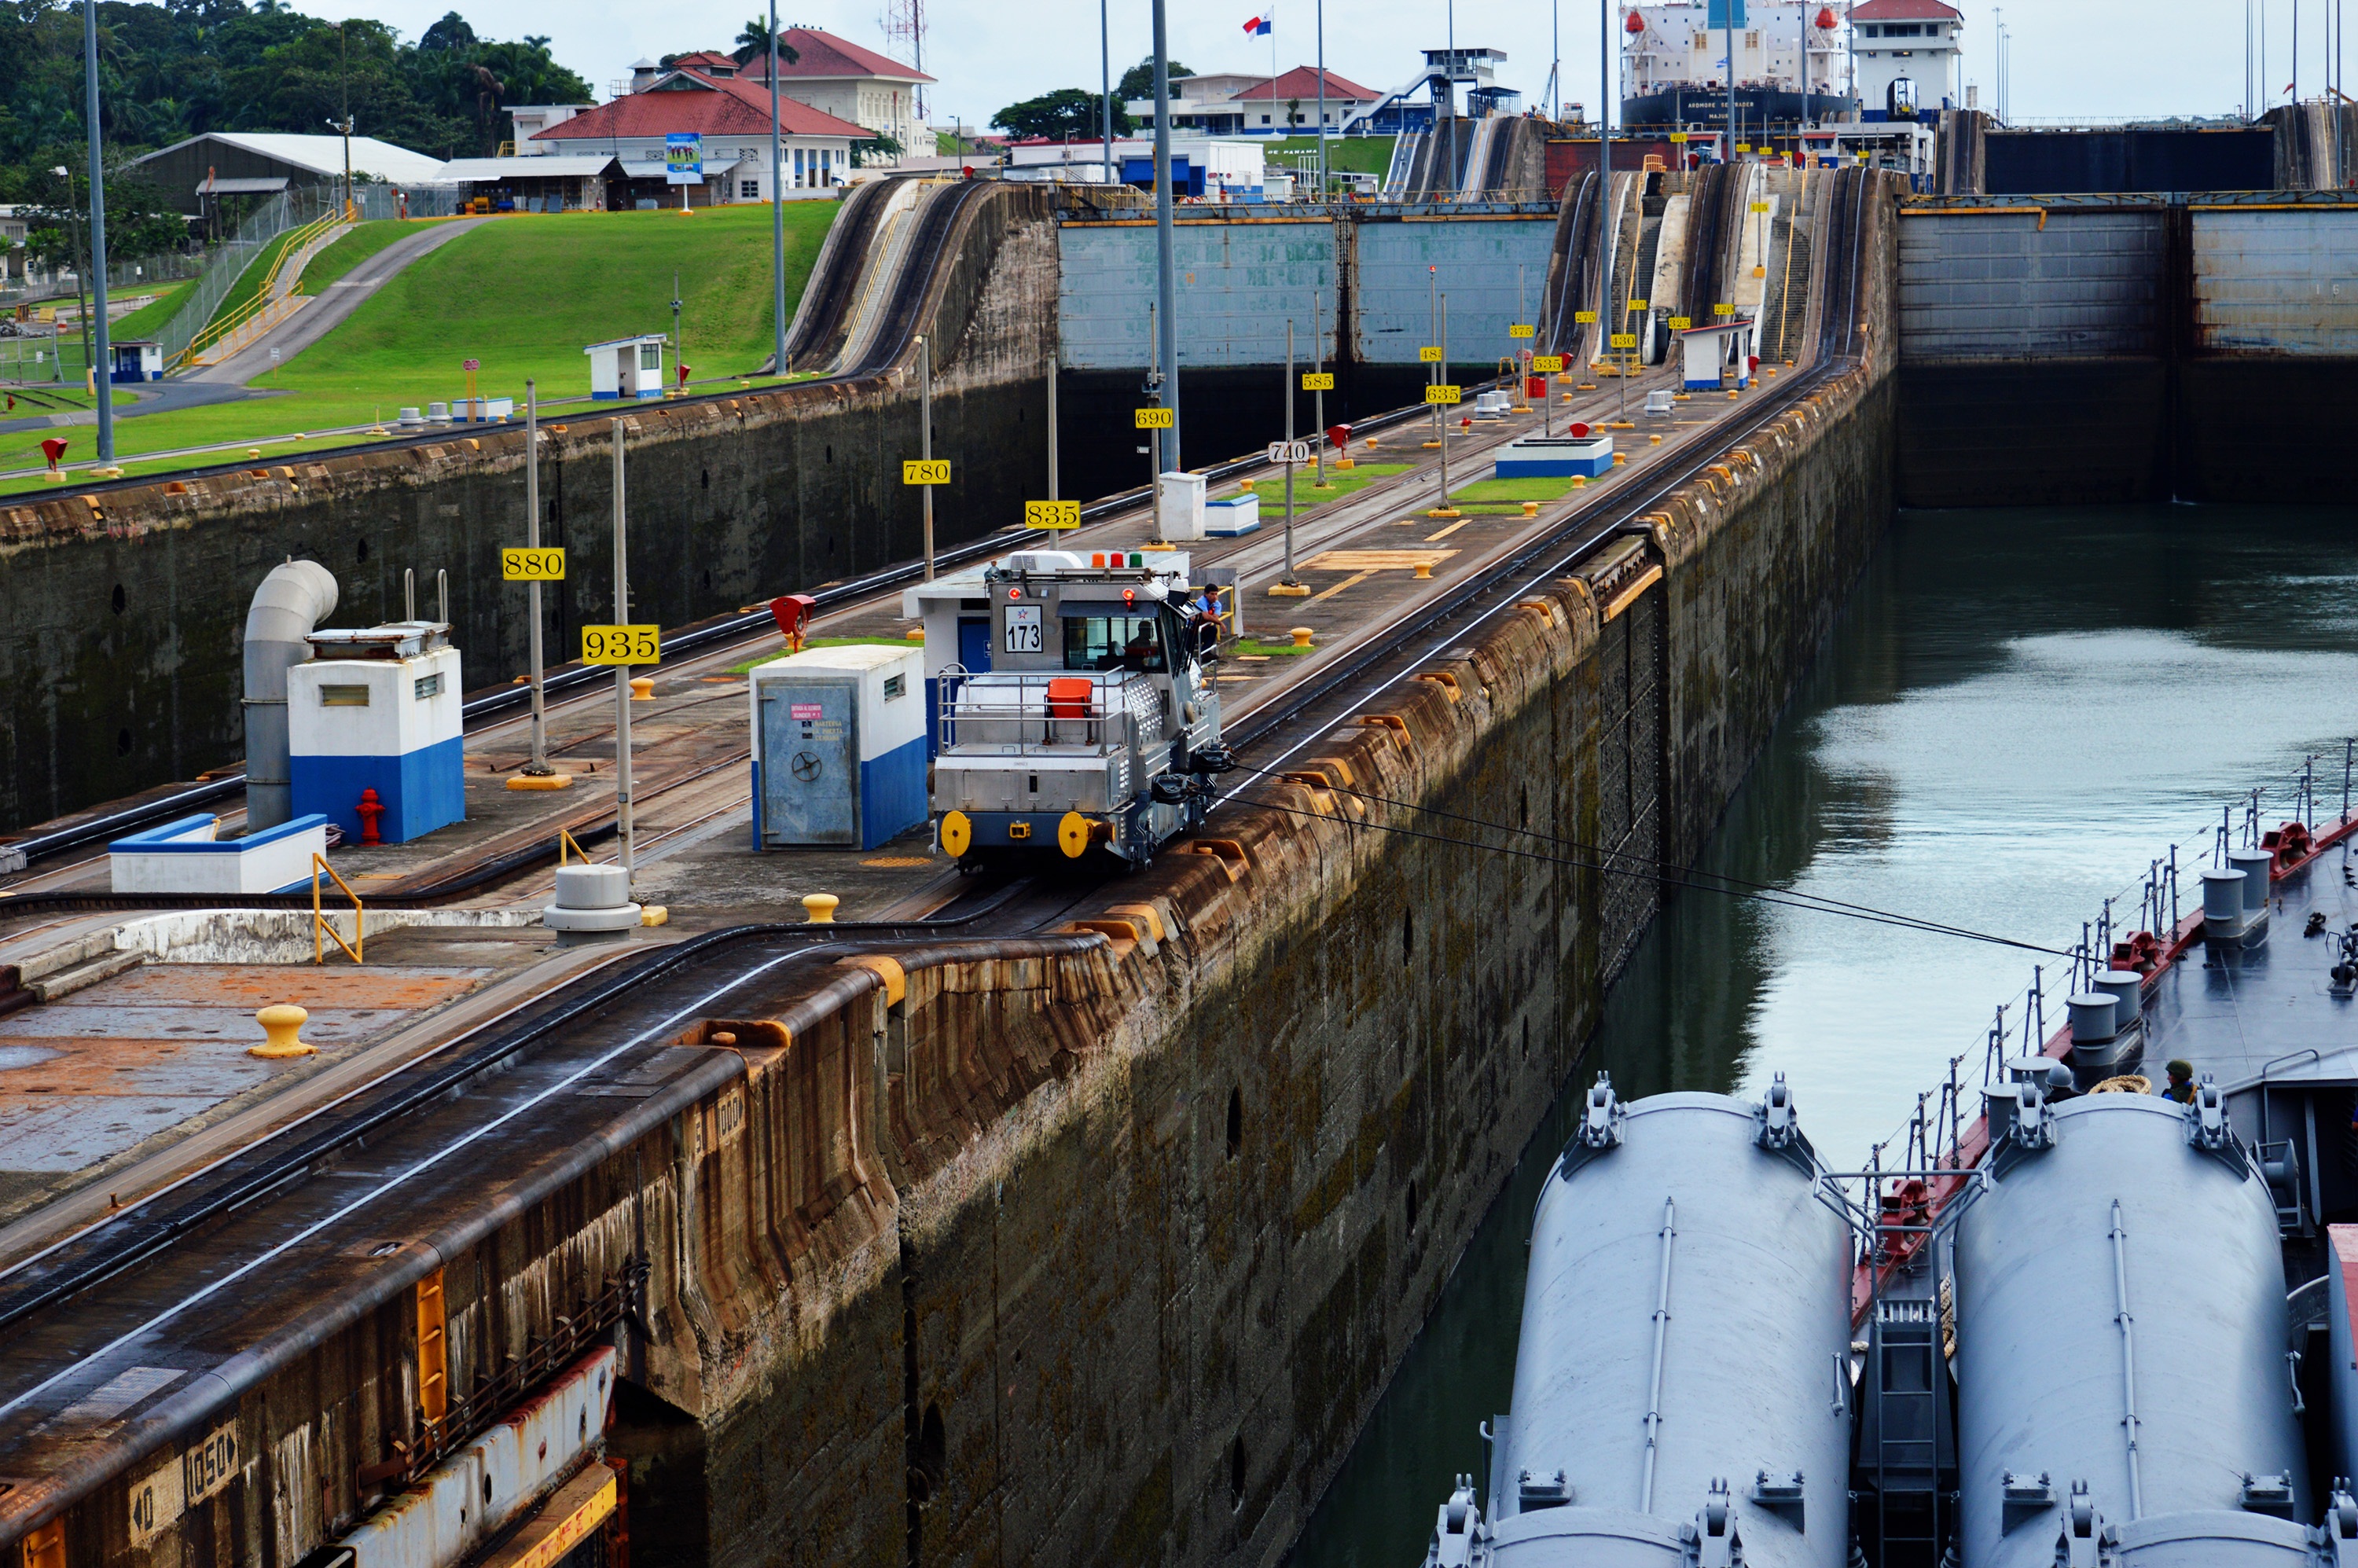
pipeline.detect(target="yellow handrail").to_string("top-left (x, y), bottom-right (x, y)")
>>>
top-left (557, 826), bottom-right (589, 864)
top-left (173, 206), bottom-right (347, 370)
top-left (312, 852), bottom-right (364, 964)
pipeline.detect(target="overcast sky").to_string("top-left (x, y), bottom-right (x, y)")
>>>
top-left (372, 0), bottom-right (2307, 129)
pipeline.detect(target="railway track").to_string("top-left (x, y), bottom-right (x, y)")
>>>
top-left (0, 170), bottom-right (1875, 1340)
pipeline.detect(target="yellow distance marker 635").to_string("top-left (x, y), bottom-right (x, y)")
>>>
top-left (1425, 384), bottom-right (1462, 406)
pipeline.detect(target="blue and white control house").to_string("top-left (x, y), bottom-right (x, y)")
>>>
top-left (584, 336), bottom-right (667, 399)
top-left (748, 643), bottom-right (927, 851)
top-left (287, 622), bottom-right (465, 843)
top-left (1680, 317), bottom-right (1757, 391)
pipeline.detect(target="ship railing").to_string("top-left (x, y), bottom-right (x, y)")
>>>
top-left (935, 666), bottom-right (1148, 758)
top-left (1848, 736), bottom-right (2358, 1254)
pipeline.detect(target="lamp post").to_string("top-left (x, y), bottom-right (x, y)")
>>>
top-left (769, 0), bottom-right (786, 376)
top-left (54, 166), bottom-right (89, 391)
top-left (1100, 0), bottom-right (1115, 182)
top-left (1151, 0), bottom-right (1181, 475)
top-left (85, 0), bottom-right (112, 461)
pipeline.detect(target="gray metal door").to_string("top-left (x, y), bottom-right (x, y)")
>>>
top-left (762, 680), bottom-right (858, 846)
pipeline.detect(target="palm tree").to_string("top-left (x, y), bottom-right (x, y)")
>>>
top-left (733, 20), bottom-right (798, 69)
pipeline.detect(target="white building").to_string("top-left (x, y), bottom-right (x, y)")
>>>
top-left (508, 105), bottom-right (594, 152)
top-left (1848, 0), bottom-right (1963, 116)
top-left (1129, 67), bottom-right (1383, 136)
top-left (531, 67), bottom-right (867, 206)
top-left (737, 30), bottom-right (931, 167)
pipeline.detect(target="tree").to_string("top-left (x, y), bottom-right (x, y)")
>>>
top-left (730, 18), bottom-right (796, 67)
top-left (991, 87), bottom-right (1127, 141)
top-left (848, 130), bottom-right (902, 167)
top-left (1285, 96), bottom-right (1302, 129)
top-left (1115, 55), bottom-right (1190, 102)
top-left (418, 11), bottom-right (475, 52)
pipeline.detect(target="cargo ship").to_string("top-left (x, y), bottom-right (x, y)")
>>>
top-left (1420, 765), bottom-right (2358, 1567)
top-left (1619, 0), bottom-right (1857, 134)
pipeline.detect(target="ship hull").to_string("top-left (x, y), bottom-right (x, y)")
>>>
top-left (1620, 86), bottom-right (1857, 131)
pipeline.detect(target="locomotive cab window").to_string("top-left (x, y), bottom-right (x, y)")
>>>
top-left (1063, 613), bottom-right (1167, 674)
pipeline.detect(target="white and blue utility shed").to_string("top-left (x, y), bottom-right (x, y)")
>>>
top-left (749, 643), bottom-right (927, 851)
top-left (286, 622), bottom-right (465, 844)
top-left (1679, 318), bottom-right (1757, 391)
top-left (585, 335), bottom-right (667, 399)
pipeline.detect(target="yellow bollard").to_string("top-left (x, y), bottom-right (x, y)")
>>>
top-left (1649, 433), bottom-right (1663, 445)
top-left (1613, 453), bottom-right (1626, 465)
top-left (1414, 561), bottom-right (1433, 579)
top-left (802, 893), bottom-right (839, 924)
top-left (250, 1003), bottom-right (318, 1059)
top-left (630, 677), bottom-right (654, 701)
top-left (905, 627), bottom-right (924, 641)
top-left (1240, 478), bottom-right (1256, 490)
top-left (1522, 500), bottom-right (1539, 516)
top-left (1728, 389), bottom-right (1740, 399)
top-left (1290, 626), bottom-right (1314, 647)
top-left (1571, 475), bottom-right (1587, 487)
top-left (1364, 435), bottom-right (1379, 449)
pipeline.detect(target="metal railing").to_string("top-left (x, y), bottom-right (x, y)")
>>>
top-left (172, 200), bottom-right (353, 371)
top-left (1849, 736), bottom-right (2358, 1220)
top-left (935, 666), bottom-right (1147, 756)
top-left (311, 850), bottom-right (364, 964)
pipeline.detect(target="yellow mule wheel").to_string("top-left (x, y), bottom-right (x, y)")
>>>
top-left (1058, 812), bottom-right (1094, 859)
top-left (940, 810), bottom-right (971, 857)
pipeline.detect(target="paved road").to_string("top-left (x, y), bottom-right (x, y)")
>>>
top-left (189, 216), bottom-right (487, 384)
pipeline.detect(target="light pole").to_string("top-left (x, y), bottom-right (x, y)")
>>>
top-left (81, 0), bottom-right (113, 464)
top-left (1100, 0), bottom-right (1114, 183)
top-left (55, 166), bottom-right (89, 391)
top-left (1151, 0), bottom-right (1181, 474)
top-left (1317, 0), bottom-right (1327, 196)
top-left (769, 0), bottom-right (786, 376)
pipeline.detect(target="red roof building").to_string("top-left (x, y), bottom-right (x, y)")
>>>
top-left (531, 70), bottom-right (869, 204)
top-left (740, 27), bottom-right (931, 167)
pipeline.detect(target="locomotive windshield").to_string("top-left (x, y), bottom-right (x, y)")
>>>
top-left (1062, 613), bottom-right (1167, 674)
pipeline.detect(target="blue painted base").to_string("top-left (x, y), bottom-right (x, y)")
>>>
top-left (1496, 454), bottom-right (1613, 479)
top-left (291, 736), bottom-right (466, 843)
top-left (857, 736), bottom-right (927, 850)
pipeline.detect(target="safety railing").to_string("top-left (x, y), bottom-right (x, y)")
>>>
top-left (171, 198), bottom-right (354, 371)
top-left (311, 851), bottom-right (364, 964)
top-left (556, 825), bottom-right (591, 864)
top-left (935, 666), bottom-right (1146, 757)
top-left (1849, 736), bottom-right (2358, 1225)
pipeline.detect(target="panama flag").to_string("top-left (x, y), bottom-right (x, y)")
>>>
top-left (1243, 13), bottom-right (1273, 34)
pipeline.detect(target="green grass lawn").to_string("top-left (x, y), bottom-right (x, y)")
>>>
top-left (1262, 134), bottom-right (1395, 176)
top-left (0, 202), bottom-right (842, 489)
top-left (1238, 460), bottom-right (1409, 516)
top-left (728, 635), bottom-right (920, 674)
top-left (109, 277), bottom-right (201, 341)
top-left (298, 218), bottom-right (430, 293)
top-left (204, 227), bottom-right (310, 336)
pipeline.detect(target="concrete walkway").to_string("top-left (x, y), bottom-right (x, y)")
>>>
top-left (188, 217), bottom-right (487, 385)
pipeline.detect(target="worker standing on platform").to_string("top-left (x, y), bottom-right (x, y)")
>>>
top-left (2162, 1059), bottom-right (2198, 1104)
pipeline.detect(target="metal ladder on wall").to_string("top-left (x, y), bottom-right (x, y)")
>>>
top-left (1853, 1246), bottom-right (1958, 1568)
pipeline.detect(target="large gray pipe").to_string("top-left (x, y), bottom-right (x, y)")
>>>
top-left (241, 560), bottom-right (339, 831)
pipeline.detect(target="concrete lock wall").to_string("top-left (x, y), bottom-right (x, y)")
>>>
top-left (0, 185), bottom-right (1059, 834)
top-left (0, 195), bottom-right (1897, 1568)
top-left (1893, 195), bottom-right (2358, 505)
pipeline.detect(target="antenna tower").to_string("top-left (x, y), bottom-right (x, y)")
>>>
top-left (879, 0), bottom-right (927, 120)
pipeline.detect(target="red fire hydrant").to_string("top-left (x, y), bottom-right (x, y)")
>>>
top-left (356, 788), bottom-right (386, 846)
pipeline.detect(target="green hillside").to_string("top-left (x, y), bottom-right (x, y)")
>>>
top-left (0, 201), bottom-right (841, 487)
